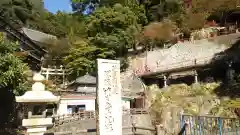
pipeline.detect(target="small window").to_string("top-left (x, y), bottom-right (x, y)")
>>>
top-left (67, 105), bottom-right (73, 114)
top-left (32, 105), bottom-right (44, 115)
top-left (67, 105), bottom-right (86, 114)
top-left (77, 105), bottom-right (86, 112)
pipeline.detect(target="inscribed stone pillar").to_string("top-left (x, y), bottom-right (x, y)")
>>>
top-left (96, 59), bottom-right (122, 135)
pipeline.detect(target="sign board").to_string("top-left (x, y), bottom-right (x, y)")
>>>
top-left (97, 59), bottom-right (122, 135)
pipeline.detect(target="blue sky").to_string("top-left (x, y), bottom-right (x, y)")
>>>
top-left (44, 0), bottom-right (72, 14)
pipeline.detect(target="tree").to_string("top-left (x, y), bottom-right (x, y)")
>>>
top-left (64, 3), bottom-right (144, 79)
top-left (141, 19), bottom-right (178, 48)
top-left (28, 11), bottom-right (86, 38)
top-left (165, 0), bottom-right (240, 36)
top-left (0, 33), bottom-right (30, 131)
top-left (190, 0), bottom-right (239, 14)
top-left (71, 0), bottom-right (131, 14)
top-left (0, 0), bottom-right (44, 25)
top-left (71, 0), bottom-right (148, 25)
top-left (71, 0), bottom-right (99, 14)
top-left (54, 11), bottom-right (87, 38)
top-left (41, 38), bottom-right (70, 67)
top-left (132, 0), bottom-right (184, 22)
top-left (87, 4), bottom-right (144, 55)
top-left (64, 39), bottom-right (113, 80)
top-left (0, 34), bottom-right (29, 95)
top-left (28, 11), bottom-right (65, 37)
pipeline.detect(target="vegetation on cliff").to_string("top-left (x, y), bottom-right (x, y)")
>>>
top-left (149, 83), bottom-right (239, 122)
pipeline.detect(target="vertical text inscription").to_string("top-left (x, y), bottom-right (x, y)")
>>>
top-left (97, 59), bottom-right (121, 135)
top-left (103, 68), bottom-right (115, 132)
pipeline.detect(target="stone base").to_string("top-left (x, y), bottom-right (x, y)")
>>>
top-left (26, 127), bottom-right (47, 135)
top-left (27, 132), bottom-right (44, 135)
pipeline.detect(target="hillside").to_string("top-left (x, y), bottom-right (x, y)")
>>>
top-left (147, 83), bottom-right (239, 133)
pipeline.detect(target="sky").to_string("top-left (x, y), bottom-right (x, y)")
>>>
top-left (44, 0), bottom-right (72, 14)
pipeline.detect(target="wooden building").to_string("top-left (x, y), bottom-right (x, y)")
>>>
top-left (0, 17), bottom-right (56, 71)
top-left (67, 74), bottom-right (96, 95)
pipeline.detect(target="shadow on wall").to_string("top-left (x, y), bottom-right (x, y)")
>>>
top-left (211, 38), bottom-right (240, 98)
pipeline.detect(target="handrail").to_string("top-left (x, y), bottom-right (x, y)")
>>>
top-left (180, 114), bottom-right (240, 135)
top-left (53, 108), bottom-right (150, 126)
top-left (54, 108), bottom-right (149, 118)
top-left (178, 123), bottom-right (188, 135)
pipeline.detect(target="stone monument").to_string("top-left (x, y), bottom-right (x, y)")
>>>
top-left (96, 59), bottom-right (122, 135)
top-left (16, 73), bottom-right (60, 135)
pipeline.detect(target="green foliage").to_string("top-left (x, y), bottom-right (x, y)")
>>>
top-left (65, 3), bottom-right (146, 76)
top-left (191, 83), bottom-right (220, 95)
top-left (87, 4), bottom-right (143, 56)
top-left (150, 83), bottom-right (226, 118)
top-left (41, 38), bottom-right (70, 67)
top-left (64, 40), bottom-right (114, 80)
top-left (0, 0), bottom-right (44, 25)
top-left (0, 34), bottom-right (30, 133)
top-left (11, 0), bottom-right (240, 83)
top-left (129, 4), bottom-right (148, 26)
top-left (169, 0), bottom-right (240, 32)
top-left (0, 34), bottom-right (29, 96)
top-left (28, 11), bottom-right (86, 38)
top-left (191, 0), bottom-right (239, 14)
top-left (87, 4), bottom-right (138, 36)
top-left (141, 19), bottom-right (178, 49)
top-left (142, 0), bottom-right (184, 22)
top-left (28, 12), bottom-right (65, 37)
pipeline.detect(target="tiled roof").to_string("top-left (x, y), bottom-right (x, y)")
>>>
top-left (156, 40), bottom-right (228, 67)
top-left (61, 95), bottom-right (96, 99)
top-left (76, 86), bottom-right (96, 94)
top-left (121, 72), bottom-right (145, 95)
top-left (21, 27), bottom-right (56, 45)
top-left (67, 72), bottom-right (144, 96)
top-left (134, 35), bottom-right (239, 73)
top-left (75, 74), bottom-right (96, 84)
top-left (120, 62), bottom-right (146, 96)
top-left (61, 94), bottom-right (138, 100)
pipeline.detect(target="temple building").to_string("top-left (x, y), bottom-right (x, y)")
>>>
top-left (0, 17), bottom-right (56, 71)
top-left (67, 74), bottom-right (96, 95)
top-left (56, 73), bottom-right (145, 115)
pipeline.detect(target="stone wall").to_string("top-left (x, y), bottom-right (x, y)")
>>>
top-left (50, 114), bottom-right (154, 135)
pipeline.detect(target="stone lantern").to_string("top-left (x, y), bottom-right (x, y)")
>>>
top-left (16, 73), bottom-right (60, 135)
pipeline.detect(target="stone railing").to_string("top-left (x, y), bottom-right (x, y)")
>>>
top-left (53, 111), bottom-right (95, 126)
top-left (126, 108), bottom-right (149, 115)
